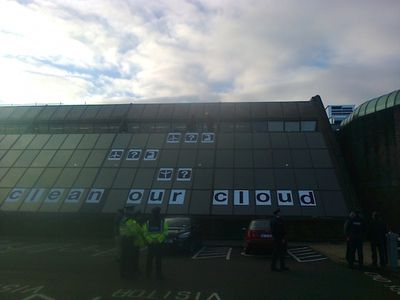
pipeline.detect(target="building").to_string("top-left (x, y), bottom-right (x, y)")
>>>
top-left (339, 89), bottom-right (400, 230)
top-left (325, 105), bottom-right (355, 131)
top-left (0, 96), bottom-right (351, 237)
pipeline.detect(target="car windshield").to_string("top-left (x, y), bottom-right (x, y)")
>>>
top-left (250, 220), bottom-right (271, 230)
top-left (165, 217), bottom-right (191, 227)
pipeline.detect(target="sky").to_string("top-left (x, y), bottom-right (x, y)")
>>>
top-left (0, 0), bottom-right (399, 106)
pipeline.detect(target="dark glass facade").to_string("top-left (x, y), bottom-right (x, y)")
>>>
top-left (339, 90), bottom-right (400, 230)
top-left (0, 98), bottom-right (349, 218)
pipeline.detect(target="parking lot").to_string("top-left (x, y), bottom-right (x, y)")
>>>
top-left (0, 238), bottom-right (399, 300)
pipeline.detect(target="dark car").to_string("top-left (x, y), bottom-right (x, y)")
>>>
top-left (165, 217), bottom-right (202, 253)
top-left (244, 219), bottom-right (273, 254)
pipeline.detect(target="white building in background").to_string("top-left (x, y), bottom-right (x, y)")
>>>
top-left (325, 105), bottom-right (355, 130)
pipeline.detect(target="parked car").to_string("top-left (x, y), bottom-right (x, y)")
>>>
top-left (164, 217), bottom-right (202, 253)
top-left (244, 219), bottom-right (274, 254)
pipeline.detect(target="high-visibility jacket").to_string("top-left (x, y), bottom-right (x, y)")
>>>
top-left (143, 219), bottom-right (169, 244)
top-left (120, 218), bottom-right (145, 248)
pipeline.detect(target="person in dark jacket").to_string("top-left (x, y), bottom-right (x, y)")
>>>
top-left (370, 211), bottom-right (387, 267)
top-left (270, 209), bottom-right (289, 271)
top-left (344, 210), bottom-right (365, 269)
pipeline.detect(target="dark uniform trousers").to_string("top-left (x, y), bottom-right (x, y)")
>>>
top-left (271, 240), bottom-right (286, 269)
top-left (146, 243), bottom-right (162, 277)
top-left (348, 238), bottom-right (363, 267)
top-left (120, 237), bottom-right (139, 278)
top-left (371, 239), bottom-right (387, 266)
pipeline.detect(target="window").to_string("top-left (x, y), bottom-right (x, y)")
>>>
top-left (284, 122), bottom-right (300, 132)
top-left (301, 121), bottom-right (317, 132)
top-left (268, 121), bottom-right (283, 132)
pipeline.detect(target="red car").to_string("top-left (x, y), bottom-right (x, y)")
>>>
top-left (244, 219), bottom-right (274, 254)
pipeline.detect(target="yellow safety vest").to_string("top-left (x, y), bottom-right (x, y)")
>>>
top-left (120, 218), bottom-right (145, 248)
top-left (143, 220), bottom-right (169, 244)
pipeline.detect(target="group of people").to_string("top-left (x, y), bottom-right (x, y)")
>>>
top-left (115, 206), bottom-right (168, 280)
top-left (344, 210), bottom-right (388, 269)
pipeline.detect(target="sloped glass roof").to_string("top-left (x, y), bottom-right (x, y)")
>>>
top-left (341, 89), bottom-right (400, 126)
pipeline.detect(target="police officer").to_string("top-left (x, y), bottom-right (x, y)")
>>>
top-left (270, 209), bottom-right (289, 272)
top-left (143, 207), bottom-right (168, 280)
top-left (370, 211), bottom-right (387, 267)
top-left (119, 206), bottom-right (144, 278)
top-left (344, 210), bottom-right (365, 269)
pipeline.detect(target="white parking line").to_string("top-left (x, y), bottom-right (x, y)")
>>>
top-left (192, 246), bottom-right (206, 259)
top-left (226, 248), bottom-right (232, 260)
top-left (192, 247), bottom-right (232, 260)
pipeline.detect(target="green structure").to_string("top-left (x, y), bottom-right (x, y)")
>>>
top-left (339, 90), bottom-right (400, 230)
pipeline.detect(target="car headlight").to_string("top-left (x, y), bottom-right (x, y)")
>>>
top-left (178, 232), bottom-right (191, 239)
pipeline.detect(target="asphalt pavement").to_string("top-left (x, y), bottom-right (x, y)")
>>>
top-left (0, 238), bottom-right (399, 300)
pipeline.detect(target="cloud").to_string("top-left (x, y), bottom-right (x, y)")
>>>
top-left (0, 0), bottom-right (399, 106)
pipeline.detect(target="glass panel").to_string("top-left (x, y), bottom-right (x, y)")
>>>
top-left (14, 150), bottom-right (40, 167)
top-left (234, 169), bottom-right (254, 188)
top-left (196, 150), bottom-right (214, 168)
top-left (133, 169), bottom-right (155, 188)
top-left (395, 90), bottom-right (400, 105)
top-left (253, 133), bottom-right (270, 148)
top-left (17, 168), bottom-right (44, 187)
top-left (235, 133), bottom-right (252, 148)
top-left (85, 150), bottom-right (107, 167)
top-left (173, 105), bottom-right (190, 120)
top-left (272, 150), bottom-right (292, 168)
top-left (365, 98), bottom-right (378, 115)
top-left (43, 134), bottom-right (67, 149)
top-left (287, 133), bottom-right (307, 148)
top-left (0, 168), bottom-right (26, 187)
top-left (159, 150), bottom-right (179, 165)
top-left (0, 167), bottom-right (9, 181)
top-left (126, 104), bottom-right (144, 120)
top-left (375, 96), bottom-right (388, 112)
top-left (94, 168), bottom-right (118, 188)
top-left (67, 150), bottom-right (90, 167)
top-left (36, 168), bottom-right (63, 188)
top-left (217, 133), bottom-right (233, 148)
top-left (305, 132), bottom-right (327, 148)
top-left (268, 121), bottom-right (283, 132)
top-left (253, 121), bottom-right (268, 132)
top-left (95, 105), bottom-right (115, 120)
top-left (215, 150), bottom-right (234, 168)
top-left (0, 150), bottom-right (23, 167)
top-left (31, 150), bottom-right (56, 167)
top-left (48, 150), bottom-right (74, 167)
top-left (77, 134), bottom-right (99, 149)
top-left (0, 135), bottom-right (20, 149)
top-left (285, 122), bottom-right (300, 132)
top-left (282, 103), bottom-right (299, 117)
top-left (219, 122), bottom-right (234, 133)
top-left (73, 168), bottom-right (98, 187)
top-left (301, 121), bottom-right (316, 132)
top-left (386, 91), bottom-right (398, 107)
top-left (8, 107), bottom-right (30, 121)
top-left (235, 150), bottom-right (253, 168)
top-left (0, 107), bottom-right (16, 120)
top-left (157, 104), bottom-right (175, 119)
top-left (356, 102), bottom-right (368, 117)
top-left (36, 106), bottom-right (58, 121)
top-left (113, 169), bottom-right (137, 188)
top-left (270, 133), bottom-right (289, 148)
top-left (127, 122), bottom-right (141, 133)
top-left (27, 135), bottom-right (51, 149)
top-left (94, 134), bottom-right (115, 149)
top-left (11, 135), bottom-right (35, 149)
top-left (214, 169), bottom-right (234, 188)
top-left (220, 103), bottom-right (235, 120)
top-left (235, 122), bottom-right (251, 132)
top-left (235, 103), bottom-right (250, 119)
top-left (64, 105), bottom-right (86, 120)
top-left (193, 169), bottom-right (213, 189)
top-left (142, 105), bottom-right (160, 120)
top-left (274, 169), bottom-right (296, 189)
top-left (310, 149), bottom-right (333, 167)
top-left (55, 168), bottom-right (81, 188)
top-left (80, 106), bottom-right (101, 119)
top-left (112, 134), bottom-right (132, 148)
top-left (250, 103), bottom-right (267, 119)
top-left (178, 150), bottom-right (197, 167)
top-left (266, 103), bottom-right (283, 118)
top-left (254, 169), bottom-right (275, 188)
top-left (253, 150), bottom-right (273, 167)
top-left (60, 134), bottom-right (83, 149)
top-left (50, 106), bottom-right (71, 120)
top-left (111, 105), bottom-right (129, 119)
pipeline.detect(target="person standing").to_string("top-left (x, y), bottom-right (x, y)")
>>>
top-left (119, 206), bottom-right (143, 279)
top-left (143, 207), bottom-right (169, 280)
top-left (270, 209), bottom-right (289, 271)
top-left (344, 210), bottom-right (365, 269)
top-left (370, 211), bottom-right (387, 267)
